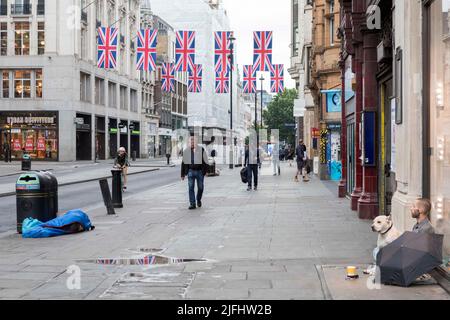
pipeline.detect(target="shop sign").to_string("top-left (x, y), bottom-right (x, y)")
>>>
top-left (311, 128), bottom-right (320, 138)
top-left (13, 139), bottom-right (22, 151)
top-left (7, 116), bottom-right (55, 125)
top-left (74, 117), bottom-right (84, 125)
top-left (37, 138), bottom-right (46, 151)
top-left (110, 128), bottom-right (118, 134)
top-left (25, 139), bottom-right (34, 151)
top-left (131, 130), bottom-right (140, 135)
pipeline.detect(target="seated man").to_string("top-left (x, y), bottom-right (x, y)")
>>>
top-left (411, 198), bottom-right (435, 234)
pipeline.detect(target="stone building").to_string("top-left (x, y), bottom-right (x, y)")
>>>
top-left (0, 0), bottom-right (142, 161)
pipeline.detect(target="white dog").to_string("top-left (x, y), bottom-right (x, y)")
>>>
top-left (364, 215), bottom-right (402, 275)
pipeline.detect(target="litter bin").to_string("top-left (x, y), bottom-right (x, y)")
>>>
top-left (40, 171), bottom-right (58, 214)
top-left (22, 154), bottom-right (31, 171)
top-left (16, 172), bottom-right (57, 233)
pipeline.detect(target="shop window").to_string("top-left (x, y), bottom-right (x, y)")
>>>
top-left (14, 22), bottom-right (30, 56)
top-left (0, 22), bottom-right (7, 56)
top-left (38, 22), bottom-right (45, 55)
top-left (35, 69), bottom-right (42, 98)
top-left (14, 70), bottom-right (31, 98)
top-left (1, 70), bottom-right (8, 98)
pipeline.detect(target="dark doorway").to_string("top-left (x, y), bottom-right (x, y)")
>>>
top-left (130, 121), bottom-right (140, 159)
top-left (119, 120), bottom-right (128, 153)
top-left (76, 114), bottom-right (91, 161)
top-left (95, 116), bottom-right (106, 160)
top-left (109, 118), bottom-right (118, 159)
top-left (346, 118), bottom-right (355, 196)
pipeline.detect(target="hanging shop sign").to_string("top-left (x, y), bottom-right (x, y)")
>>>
top-left (321, 90), bottom-right (342, 113)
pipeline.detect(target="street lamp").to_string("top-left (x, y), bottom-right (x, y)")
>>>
top-left (259, 75), bottom-right (265, 129)
top-left (228, 34), bottom-right (236, 169)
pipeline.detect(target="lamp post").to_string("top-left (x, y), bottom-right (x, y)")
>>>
top-left (228, 34), bottom-right (236, 169)
top-left (259, 75), bottom-right (264, 129)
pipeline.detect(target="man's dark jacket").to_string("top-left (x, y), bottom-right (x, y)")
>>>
top-left (181, 146), bottom-right (209, 177)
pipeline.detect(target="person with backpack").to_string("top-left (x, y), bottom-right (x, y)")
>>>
top-left (294, 139), bottom-right (307, 182)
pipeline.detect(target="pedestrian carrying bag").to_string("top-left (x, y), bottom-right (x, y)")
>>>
top-left (240, 167), bottom-right (248, 184)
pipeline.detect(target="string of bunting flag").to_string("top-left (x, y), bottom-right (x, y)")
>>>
top-left (96, 26), bottom-right (284, 95)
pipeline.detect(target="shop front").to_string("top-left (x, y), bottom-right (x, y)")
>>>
top-left (424, 0), bottom-right (450, 272)
top-left (0, 111), bottom-right (58, 161)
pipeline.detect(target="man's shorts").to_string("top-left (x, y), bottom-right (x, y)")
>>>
top-left (297, 160), bottom-right (304, 171)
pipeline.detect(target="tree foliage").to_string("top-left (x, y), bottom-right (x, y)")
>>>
top-left (262, 88), bottom-right (297, 146)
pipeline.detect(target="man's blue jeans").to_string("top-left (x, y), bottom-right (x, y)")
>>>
top-left (188, 169), bottom-right (204, 205)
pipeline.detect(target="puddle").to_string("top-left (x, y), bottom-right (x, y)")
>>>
top-left (80, 254), bottom-right (206, 266)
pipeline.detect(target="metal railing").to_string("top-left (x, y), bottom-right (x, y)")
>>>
top-left (11, 4), bottom-right (32, 15)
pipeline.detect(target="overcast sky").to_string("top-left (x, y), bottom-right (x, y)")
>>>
top-left (221, 0), bottom-right (295, 91)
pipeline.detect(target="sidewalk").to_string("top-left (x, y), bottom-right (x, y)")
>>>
top-left (0, 162), bottom-right (447, 300)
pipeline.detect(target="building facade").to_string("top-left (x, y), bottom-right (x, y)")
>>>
top-left (289, 0), bottom-right (314, 160)
top-left (150, 0), bottom-right (233, 137)
top-left (0, 0), bottom-right (142, 162)
top-left (310, 0), bottom-right (342, 181)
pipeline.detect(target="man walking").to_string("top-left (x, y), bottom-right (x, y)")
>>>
top-left (272, 142), bottom-right (280, 176)
top-left (181, 136), bottom-right (209, 210)
top-left (294, 139), bottom-right (307, 182)
top-left (245, 142), bottom-right (260, 191)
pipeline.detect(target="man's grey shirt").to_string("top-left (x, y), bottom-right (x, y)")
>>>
top-left (412, 219), bottom-right (435, 234)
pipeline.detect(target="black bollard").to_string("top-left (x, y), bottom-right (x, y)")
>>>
top-left (132, 151), bottom-right (137, 162)
top-left (111, 169), bottom-right (123, 208)
top-left (99, 179), bottom-right (115, 215)
top-left (166, 154), bottom-right (170, 165)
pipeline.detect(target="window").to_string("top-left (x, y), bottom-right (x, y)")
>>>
top-left (14, 70), bottom-right (31, 98)
top-left (292, 0), bottom-right (299, 56)
top-left (35, 69), bottom-right (42, 98)
top-left (81, 26), bottom-right (87, 60)
top-left (395, 48), bottom-right (402, 124)
top-left (306, 46), bottom-right (312, 85)
top-left (108, 81), bottom-right (117, 108)
top-left (38, 22), bottom-right (45, 55)
top-left (37, 0), bottom-right (45, 15)
top-left (0, 0), bottom-right (7, 15)
top-left (1, 71), bottom-right (9, 98)
top-left (329, 16), bottom-right (335, 45)
top-left (0, 23), bottom-right (6, 56)
top-left (130, 89), bottom-right (137, 112)
top-left (120, 85), bottom-right (128, 110)
top-left (95, 77), bottom-right (105, 105)
top-left (15, 22), bottom-right (30, 55)
top-left (80, 72), bottom-right (91, 102)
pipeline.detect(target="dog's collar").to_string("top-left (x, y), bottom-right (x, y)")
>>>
top-left (381, 224), bottom-right (393, 235)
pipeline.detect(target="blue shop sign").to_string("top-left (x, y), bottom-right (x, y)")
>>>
top-left (322, 89), bottom-right (342, 113)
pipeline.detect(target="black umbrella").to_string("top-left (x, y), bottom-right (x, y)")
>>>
top-left (376, 231), bottom-right (443, 287)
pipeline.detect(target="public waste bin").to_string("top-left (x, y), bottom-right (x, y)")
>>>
top-left (21, 154), bottom-right (31, 171)
top-left (16, 172), bottom-right (58, 233)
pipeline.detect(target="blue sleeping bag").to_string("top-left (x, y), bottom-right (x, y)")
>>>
top-left (22, 209), bottom-right (94, 238)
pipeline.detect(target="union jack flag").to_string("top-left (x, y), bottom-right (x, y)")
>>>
top-left (175, 31), bottom-right (196, 73)
top-left (270, 64), bottom-right (284, 93)
top-left (97, 27), bottom-right (119, 69)
top-left (136, 29), bottom-right (158, 71)
top-left (188, 64), bottom-right (202, 93)
top-left (136, 255), bottom-right (156, 265)
top-left (161, 62), bottom-right (175, 93)
top-left (243, 65), bottom-right (257, 94)
top-left (214, 31), bottom-right (233, 74)
top-left (253, 31), bottom-right (273, 72)
top-left (215, 71), bottom-right (229, 94)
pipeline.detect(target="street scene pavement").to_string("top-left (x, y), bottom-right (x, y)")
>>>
top-left (0, 161), bottom-right (448, 300)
